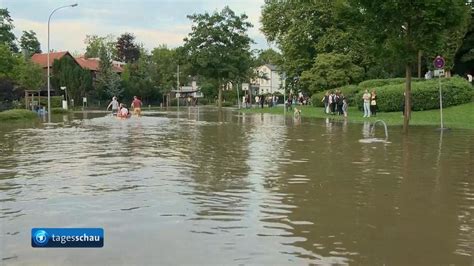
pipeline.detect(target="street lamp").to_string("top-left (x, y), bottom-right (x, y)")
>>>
top-left (47, 3), bottom-right (78, 123)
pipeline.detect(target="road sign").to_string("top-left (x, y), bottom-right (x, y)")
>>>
top-left (433, 56), bottom-right (445, 69)
top-left (434, 69), bottom-right (445, 77)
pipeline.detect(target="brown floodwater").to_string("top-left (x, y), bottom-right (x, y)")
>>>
top-left (0, 107), bottom-right (473, 265)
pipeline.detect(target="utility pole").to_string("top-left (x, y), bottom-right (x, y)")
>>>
top-left (177, 64), bottom-right (180, 111)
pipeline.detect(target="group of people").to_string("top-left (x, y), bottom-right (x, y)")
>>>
top-left (320, 89), bottom-right (377, 118)
top-left (107, 96), bottom-right (142, 118)
top-left (321, 90), bottom-right (348, 117)
top-left (362, 89), bottom-right (377, 117)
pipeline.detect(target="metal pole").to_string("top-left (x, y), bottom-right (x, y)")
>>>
top-left (439, 73), bottom-right (444, 129)
top-left (47, 3), bottom-right (78, 123)
top-left (177, 64), bottom-right (180, 112)
top-left (236, 81), bottom-right (240, 109)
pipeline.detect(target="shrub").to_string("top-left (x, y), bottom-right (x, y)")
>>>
top-left (221, 101), bottom-right (234, 107)
top-left (311, 85), bottom-right (360, 107)
top-left (51, 108), bottom-right (69, 114)
top-left (359, 78), bottom-right (423, 88)
top-left (355, 77), bottom-right (472, 112)
top-left (197, 98), bottom-right (209, 105)
top-left (0, 109), bottom-right (37, 121)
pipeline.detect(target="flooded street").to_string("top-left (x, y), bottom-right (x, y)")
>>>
top-left (1, 107), bottom-right (473, 265)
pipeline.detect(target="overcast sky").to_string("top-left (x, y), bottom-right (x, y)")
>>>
top-left (2, 0), bottom-right (271, 54)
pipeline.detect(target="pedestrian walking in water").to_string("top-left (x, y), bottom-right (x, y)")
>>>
top-left (362, 89), bottom-right (371, 117)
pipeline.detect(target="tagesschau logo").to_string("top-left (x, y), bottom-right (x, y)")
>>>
top-left (32, 228), bottom-right (103, 248)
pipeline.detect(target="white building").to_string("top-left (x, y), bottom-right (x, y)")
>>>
top-left (253, 64), bottom-right (285, 94)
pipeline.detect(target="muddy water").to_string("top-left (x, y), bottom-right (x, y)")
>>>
top-left (1, 108), bottom-right (473, 265)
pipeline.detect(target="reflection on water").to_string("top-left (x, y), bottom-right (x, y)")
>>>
top-left (0, 107), bottom-right (473, 265)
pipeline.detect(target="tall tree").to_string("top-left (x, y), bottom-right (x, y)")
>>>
top-left (255, 48), bottom-right (282, 66)
top-left (0, 43), bottom-right (18, 79)
top-left (301, 53), bottom-right (364, 93)
top-left (0, 8), bottom-right (18, 52)
top-left (454, 9), bottom-right (474, 76)
top-left (116, 33), bottom-right (140, 63)
top-left (84, 34), bottom-right (116, 59)
top-left (96, 45), bottom-right (122, 98)
top-left (51, 55), bottom-right (93, 104)
top-left (150, 45), bottom-right (181, 104)
top-left (183, 6), bottom-right (253, 108)
top-left (261, 1), bottom-right (376, 92)
top-left (14, 57), bottom-right (44, 90)
top-left (352, 0), bottom-right (470, 131)
top-left (19, 30), bottom-right (41, 56)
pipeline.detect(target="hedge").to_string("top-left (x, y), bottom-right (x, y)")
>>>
top-left (0, 109), bottom-right (37, 121)
top-left (358, 77), bottom-right (423, 88)
top-left (21, 96), bottom-right (63, 108)
top-left (355, 77), bottom-right (472, 112)
top-left (311, 85), bottom-right (360, 107)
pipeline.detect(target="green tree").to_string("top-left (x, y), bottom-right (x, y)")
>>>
top-left (116, 33), bottom-right (140, 63)
top-left (51, 55), bottom-right (93, 104)
top-left (19, 30), bottom-right (41, 56)
top-left (183, 6), bottom-right (254, 108)
top-left (255, 48), bottom-right (282, 66)
top-left (96, 45), bottom-right (122, 99)
top-left (84, 34), bottom-right (116, 59)
top-left (0, 8), bottom-right (18, 52)
top-left (261, 1), bottom-right (376, 92)
top-left (352, 0), bottom-right (471, 131)
top-left (454, 9), bottom-right (474, 76)
top-left (150, 45), bottom-right (182, 104)
top-left (0, 43), bottom-right (18, 79)
top-left (301, 53), bottom-right (364, 93)
top-left (14, 57), bottom-right (44, 90)
top-left (0, 43), bottom-right (21, 108)
top-left (121, 50), bottom-right (161, 104)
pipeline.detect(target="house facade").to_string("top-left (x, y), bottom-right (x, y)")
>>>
top-left (252, 64), bottom-right (285, 95)
top-left (31, 51), bottom-right (124, 79)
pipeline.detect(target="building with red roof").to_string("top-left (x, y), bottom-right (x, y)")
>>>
top-left (31, 51), bottom-right (124, 78)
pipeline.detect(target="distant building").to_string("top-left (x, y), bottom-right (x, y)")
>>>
top-left (31, 51), bottom-right (79, 75)
top-left (252, 64), bottom-right (285, 95)
top-left (31, 51), bottom-right (125, 80)
top-left (171, 81), bottom-right (204, 99)
top-left (75, 56), bottom-right (124, 79)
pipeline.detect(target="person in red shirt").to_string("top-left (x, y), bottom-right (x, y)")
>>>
top-left (131, 96), bottom-right (142, 117)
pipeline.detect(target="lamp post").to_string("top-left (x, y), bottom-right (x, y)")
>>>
top-left (47, 3), bottom-right (78, 123)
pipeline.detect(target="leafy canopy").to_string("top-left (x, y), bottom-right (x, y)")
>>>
top-left (183, 6), bottom-right (254, 83)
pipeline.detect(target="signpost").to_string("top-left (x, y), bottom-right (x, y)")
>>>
top-left (60, 86), bottom-right (68, 110)
top-left (433, 56), bottom-right (446, 130)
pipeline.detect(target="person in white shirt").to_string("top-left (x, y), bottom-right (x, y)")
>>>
top-left (107, 96), bottom-right (119, 115)
top-left (467, 73), bottom-right (473, 84)
top-left (362, 89), bottom-right (372, 118)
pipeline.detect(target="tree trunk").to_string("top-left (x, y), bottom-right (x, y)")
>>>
top-left (417, 50), bottom-right (422, 78)
top-left (403, 64), bottom-right (412, 133)
top-left (218, 84), bottom-right (223, 108)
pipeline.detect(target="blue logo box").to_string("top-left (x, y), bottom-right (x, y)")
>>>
top-left (31, 228), bottom-right (104, 248)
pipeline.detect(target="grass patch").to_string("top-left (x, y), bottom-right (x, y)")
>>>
top-left (0, 109), bottom-right (38, 121)
top-left (241, 103), bottom-right (474, 129)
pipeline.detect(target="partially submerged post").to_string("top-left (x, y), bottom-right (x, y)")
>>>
top-left (433, 56), bottom-right (447, 130)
